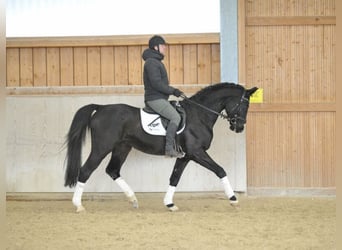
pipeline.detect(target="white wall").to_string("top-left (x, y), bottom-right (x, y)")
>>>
top-left (6, 95), bottom-right (241, 193)
top-left (6, 0), bottom-right (219, 37)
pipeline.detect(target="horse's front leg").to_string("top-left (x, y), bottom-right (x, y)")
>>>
top-left (164, 157), bottom-right (190, 211)
top-left (192, 150), bottom-right (239, 207)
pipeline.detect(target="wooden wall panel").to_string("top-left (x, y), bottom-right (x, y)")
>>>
top-left (19, 48), bottom-right (33, 86)
top-left (74, 48), bottom-right (87, 85)
top-left (87, 47), bottom-right (101, 85)
top-left (114, 46), bottom-right (128, 85)
top-left (163, 46), bottom-right (170, 77)
top-left (244, 0), bottom-right (336, 190)
top-left (101, 46), bottom-right (115, 85)
top-left (128, 46), bottom-right (142, 85)
top-left (60, 48), bottom-right (74, 86)
top-left (246, 0), bottom-right (335, 16)
top-left (169, 45), bottom-right (184, 84)
top-left (6, 48), bottom-right (20, 86)
top-left (211, 44), bottom-right (221, 83)
top-left (246, 25), bottom-right (335, 104)
top-left (197, 44), bottom-right (212, 84)
top-left (247, 112), bottom-right (335, 187)
top-left (33, 48), bottom-right (46, 86)
top-left (6, 33), bottom-right (220, 88)
top-left (47, 48), bottom-right (60, 86)
top-left (183, 45), bottom-right (198, 84)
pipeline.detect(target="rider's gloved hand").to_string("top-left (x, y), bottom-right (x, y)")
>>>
top-left (173, 88), bottom-right (184, 97)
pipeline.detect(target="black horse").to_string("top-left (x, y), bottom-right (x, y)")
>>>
top-left (64, 82), bottom-right (258, 212)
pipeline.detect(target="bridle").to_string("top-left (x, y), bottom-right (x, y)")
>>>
top-left (181, 90), bottom-right (249, 125)
top-left (226, 90), bottom-right (249, 125)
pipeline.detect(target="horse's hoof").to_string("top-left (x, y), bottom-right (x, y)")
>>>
top-left (131, 200), bottom-right (139, 208)
top-left (229, 196), bottom-right (239, 208)
top-left (166, 204), bottom-right (179, 212)
top-left (128, 195), bottom-right (139, 208)
top-left (229, 195), bottom-right (238, 204)
top-left (76, 205), bottom-right (86, 213)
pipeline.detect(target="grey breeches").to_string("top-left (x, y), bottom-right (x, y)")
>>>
top-left (146, 99), bottom-right (181, 126)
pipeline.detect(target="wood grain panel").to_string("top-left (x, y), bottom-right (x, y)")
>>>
top-left (74, 47), bottom-right (87, 85)
top-left (247, 16), bottom-right (336, 26)
top-left (33, 48), bottom-right (47, 86)
top-left (114, 46), bottom-right (128, 85)
top-left (197, 44), bottom-right (212, 84)
top-left (87, 47), bottom-right (101, 85)
top-left (6, 48), bottom-right (20, 87)
top-left (245, 0), bottom-right (336, 190)
top-left (169, 45), bottom-right (184, 84)
top-left (6, 34), bottom-right (220, 87)
top-left (47, 48), bottom-right (60, 86)
top-left (247, 112), bottom-right (335, 187)
top-left (183, 45), bottom-right (198, 84)
top-left (6, 33), bottom-right (219, 48)
top-left (211, 44), bottom-right (220, 83)
top-left (128, 46), bottom-right (142, 85)
top-left (163, 46), bottom-right (170, 77)
top-left (19, 48), bottom-right (33, 86)
top-left (323, 25), bottom-right (336, 100)
top-left (100, 46), bottom-right (115, 85)
top-left (60, 48), bottom-right (74, 86)
top-left (246, 0), bottom-right (335, 16)
top-left (246, 25), bottom-right (335, 104)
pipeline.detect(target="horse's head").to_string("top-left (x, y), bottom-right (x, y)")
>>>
top-left (225, 87), bottom-right (258, 133)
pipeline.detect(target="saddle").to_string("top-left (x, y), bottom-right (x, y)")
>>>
top-left (140, 101), bottom-right (186, 136)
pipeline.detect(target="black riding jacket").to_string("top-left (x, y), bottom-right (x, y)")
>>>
top-left (142, 48), bottom-right (177, 102)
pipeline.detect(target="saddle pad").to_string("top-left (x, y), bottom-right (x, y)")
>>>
top-left (140, 109), bottom-right (185, 136)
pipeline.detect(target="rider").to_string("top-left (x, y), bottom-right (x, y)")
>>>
top-left (142, 35), bottom-right (184, 158)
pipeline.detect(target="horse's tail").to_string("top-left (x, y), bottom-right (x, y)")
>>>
top-left (64, 104), bottom-right (100, 188)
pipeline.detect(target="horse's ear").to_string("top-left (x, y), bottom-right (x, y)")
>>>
top-left (246, 87), bottom-right (258, 97)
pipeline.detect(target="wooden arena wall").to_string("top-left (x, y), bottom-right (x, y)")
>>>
top-left (6, 33), bottom-right (220, 91)
top-left (6, 0), bottom-right (336, 194)
top-left (241, 0), bottom-right (336, 194)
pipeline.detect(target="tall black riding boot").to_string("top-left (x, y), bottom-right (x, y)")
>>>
top-left (165, 123), bottom-right (184, 158)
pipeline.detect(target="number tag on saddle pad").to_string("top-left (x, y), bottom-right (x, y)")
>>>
top-left (140, 109), bottom-right (185, 136)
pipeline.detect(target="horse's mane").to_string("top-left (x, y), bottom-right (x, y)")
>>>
top-left (191, 82), bottom-right (244, 101)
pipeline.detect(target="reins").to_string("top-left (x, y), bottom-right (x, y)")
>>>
top-left (180, 94), bottom-right (229, 120)
top-left (180, 90), bottom-right (249, 124)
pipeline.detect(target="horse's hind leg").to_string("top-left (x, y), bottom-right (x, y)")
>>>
top-left (105, 143), bottom-right (138, 208)
top-left (72, 150), bottom-right (108, 212)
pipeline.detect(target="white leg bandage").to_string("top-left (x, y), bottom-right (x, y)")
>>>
top-left (72, 181), bottom-right (85, 207)
top-left (221, 176), bottom-right (235, 198)
top-left (115, 177), bottom-right (134, 197)
top-left (164, 185), bottom-right (176, 205)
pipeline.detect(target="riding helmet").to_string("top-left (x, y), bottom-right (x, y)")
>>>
top-left (149, 35), bottom-right (166, 49)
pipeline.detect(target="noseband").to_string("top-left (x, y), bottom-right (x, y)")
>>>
top-left (181, 90), bottom-right (249, 124)
top-left (226, 90), bottom-right (249, 125)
